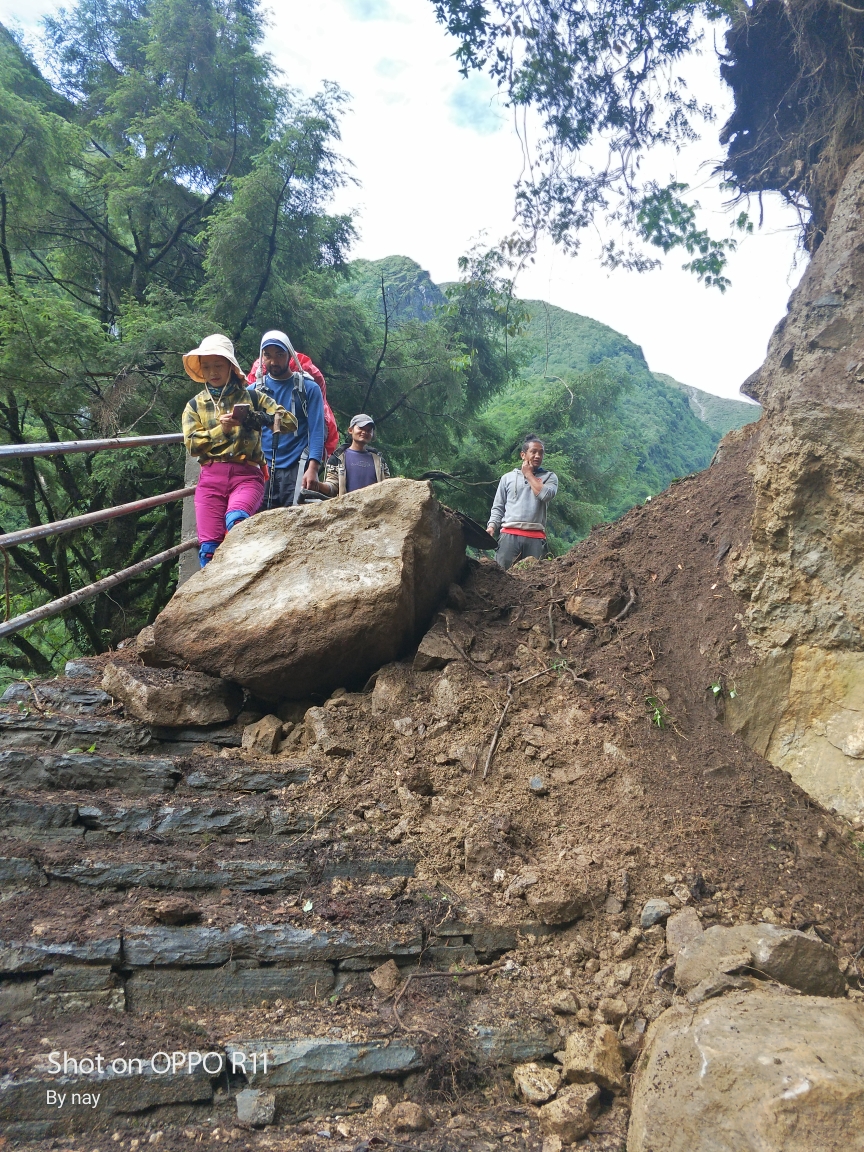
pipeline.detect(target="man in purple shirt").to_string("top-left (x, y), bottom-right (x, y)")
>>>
top-left (316, 414), bottom-right (391, 497)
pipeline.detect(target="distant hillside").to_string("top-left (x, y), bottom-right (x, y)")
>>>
top-left (516, 300), bottom-right (720, 517)
top-left (343, 255), bottom-right (445, 323)
top-left (653, 372), bottom-right (761, 437)
top-left (343, 256), bottom-right (749, 521)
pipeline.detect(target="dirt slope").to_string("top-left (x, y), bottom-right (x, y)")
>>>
top-left (2, 423), bottom-right (863, 1151)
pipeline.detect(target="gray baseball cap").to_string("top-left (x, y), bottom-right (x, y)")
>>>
top-left (349, 413), bottom-right (375, 428)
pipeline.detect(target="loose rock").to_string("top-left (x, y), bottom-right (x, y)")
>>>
top-left (512, 1061), bottom-right (562, 1104)
top-left (564, 593), bottom-right (624, 627)
top-left (596, 997), bottom-right (627, 1026)
top-left (390, 1101), bottom-right (432, 1132)
top-left (563, 1025), bottom-right (626, 1091)
top-left (370, 959), bottom-right (401, 995)
top-left (413, 624), bottom-right (469, 671)
top-left (526, 874), bottom-right (609, 926)
top-left (305, 707), bottom-right (353, 757)
top-left (539, 1083), bottom-right (602, 1144)
top-left (139, 896), bottom-right (201, 925)
top-left (641, 898), bottom-right (673, 928)
top-left (241, 715), bottom-right (283, 756)
top-left (101, 663), bottom-right (242, 727)
top-left (675, 923), bottom-right (846, 998)
top-left (235, 1088), bottom-right (275, 1127)
top-left (665, 906), bottom-right (704, 959)
top-left (550, 992), bottom-right (580, 1015)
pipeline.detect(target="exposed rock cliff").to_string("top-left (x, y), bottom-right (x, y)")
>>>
top-left (728, 151), bottom-right (864, 818)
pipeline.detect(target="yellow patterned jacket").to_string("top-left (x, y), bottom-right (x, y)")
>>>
top-left (181, 379), bottom-right (296, 467)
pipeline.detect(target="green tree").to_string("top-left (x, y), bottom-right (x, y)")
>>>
top-left (329, 247), bottom-right (526, 475)
top-left (0, 3), bottom-right (356, 673)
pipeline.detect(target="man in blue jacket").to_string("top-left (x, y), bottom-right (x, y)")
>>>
top-left (254, 329), bottom-right (326, 508)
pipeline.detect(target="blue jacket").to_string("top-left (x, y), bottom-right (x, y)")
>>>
top-left (253, 374), bottom-right (325, 470)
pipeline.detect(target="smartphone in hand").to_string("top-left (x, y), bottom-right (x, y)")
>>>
top-left (230, 403), bottom-right (250, 423)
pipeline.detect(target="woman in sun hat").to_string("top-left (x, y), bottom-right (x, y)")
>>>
top-left (181, 334), bottom-right (296, 567)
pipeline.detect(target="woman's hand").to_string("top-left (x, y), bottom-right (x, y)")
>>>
top-left (219, 414), bottom-right (241, 431)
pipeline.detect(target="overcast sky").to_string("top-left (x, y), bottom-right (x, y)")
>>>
top-left (2, 0), bottom-right (807, 400)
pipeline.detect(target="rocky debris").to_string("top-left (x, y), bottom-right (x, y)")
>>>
top-left (413, 623), bottom-right (463, 671)
top-left (226, 1037), bottom-right (424, 1086)
top-left (685, 970), bottom-right (754, 1006)
top-left (595, 996), bottom-right (627, 1026)
top-left (241, 714), bottom-right (284, 755)
top-left (236, 1088), bottom-right (276, 1127)
top-left (370, 959), bottom-right (402, 994)
top-left (562, 1025), bottom-right (626, 1092)
top-left (305, 706), bottom-right (353, 757)
top-left (469, 1019), bottom-right (560, 1066)
top-left (101, 662), bottom-right (242, 727)
top-left (629, 990), bottom-right (864, 1151)
top-left (139, 895), bottom-right (200, 925)
top-left (640, 898), bottom-right (672, 928)
top-left (146, 479), bottom-right (466, 699)
top-left (1, 680), bottom-right (112, 714)
top-left (550, 991), bottom-right (580, 1015)
top-left (526, 874), bottom-right (609, 925)
top-left (664, 906), bottom-right (703, 959)
top-left (0, 749), bottom-right (179, 794)
top-left (675, 923), bottom-right (846, 998)
top-left (564, 593), bottom-right (625, 627)
top-left (539, 1083), bottom-right (602, 1145)
top-left (513, 1061), bottom-right (562, 1104)
top-left (529, 774), bottom-right (549, 796)
top-left (390, 1101), bottom-right (433, 1131)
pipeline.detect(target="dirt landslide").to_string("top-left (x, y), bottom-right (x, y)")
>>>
top-left (4, 422), bottom-right (864, 1151)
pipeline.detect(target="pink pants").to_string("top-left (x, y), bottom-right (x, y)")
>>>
top-left (195, 461), bottom-right (265, 544)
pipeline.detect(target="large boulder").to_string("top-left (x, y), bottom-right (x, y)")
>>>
top-left (101, 663), bottom-right (242, 727)
top-left (147, 480), bottom-right (466, 699)
top-left (628, 990), bottom-right (864, 1151)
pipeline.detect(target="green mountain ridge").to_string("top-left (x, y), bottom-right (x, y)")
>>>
top-left (652, 371), bottom-right (761, 438)
top-left (343, 257), bottom-right (761, 523)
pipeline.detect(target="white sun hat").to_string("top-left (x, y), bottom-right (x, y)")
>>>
top-left (183, 334), bottom-right (243, 383)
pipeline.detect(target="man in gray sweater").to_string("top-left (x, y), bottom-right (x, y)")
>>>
top-left (487, 436), bottom-right (558, 570)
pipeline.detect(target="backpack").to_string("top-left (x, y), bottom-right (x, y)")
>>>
top-left (247, 352), bottom-right (339, 458)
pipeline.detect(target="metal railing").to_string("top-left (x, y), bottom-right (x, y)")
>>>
top-left (0, 433), bottom-right (195, 639)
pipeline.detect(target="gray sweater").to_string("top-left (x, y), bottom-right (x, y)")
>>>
top-left (488, 467), bottom-right (558, 533)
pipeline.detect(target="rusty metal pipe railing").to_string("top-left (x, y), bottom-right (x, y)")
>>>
top-left (0, 540), bottom-right (198, 640)
top-left (0, 487), bottom-right (195, 550)
top-left (0, 433), bottom-right (184, 461)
